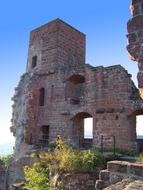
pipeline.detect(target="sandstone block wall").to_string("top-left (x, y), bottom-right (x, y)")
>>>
top-left (127, 0), bottom-right (143, 92)
top-left (96, 160), bottom-right (143, 190)
top-left (11, 18), bottom-right (143, 159)
top-left (61, 173), bottom-right (97, 190)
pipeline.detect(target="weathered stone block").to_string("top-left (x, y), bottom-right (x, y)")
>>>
top-left (128, 163), bottom-right (143, 177)
top-left (107, 161), bottom-right (128, 173)
top-left (95, 180), bottom-right (106, 190)
top-left (109, 172), bottom-right (125, 184)
top-left (99, 170), bottom-right (110, 181)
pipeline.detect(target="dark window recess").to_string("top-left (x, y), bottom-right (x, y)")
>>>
top-left (142, 3), bottom-right (143, 11)
top-left (39, 88), bottom-right (45, 106)
top-left (39, 125), bottom-right (49, 147)
top-left (70, 98), bottom-right (80, 105)
top-left (51, 85), bottom-right (54, 99)
top-left (29, 133), bottom-right (33, 145)
top-left (32, 56), bottom-right (37, 68)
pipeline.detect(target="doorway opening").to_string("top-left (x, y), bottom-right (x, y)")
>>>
top-left (72, 112), bottom-right (93, 149)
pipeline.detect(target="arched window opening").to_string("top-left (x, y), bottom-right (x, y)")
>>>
top-left (72, 112), bottom-right (93, 149)
top-left (39, 125), bottom-right (49, 148)
top-left (32, 55), bottom-right (37, 68)
top-left (66, 74), bottom-right (85, 105)
top-left (39, 88), bottom-right (45, 106)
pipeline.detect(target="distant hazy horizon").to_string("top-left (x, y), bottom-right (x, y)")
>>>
top-left (0, 141), bottom-right (14, 156)
top-left (0, 131), bottom-right (143, 156)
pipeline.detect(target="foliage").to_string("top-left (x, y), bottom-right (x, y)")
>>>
top-left (79, 149), bottom-right (105, 172)
top-left (39, 138), bottom-right (105, 172)
top-left (136, 153), bottom-right (143, 164)
top-left (115, 148), bottom-right (138, 157)
top-left (0, 154), bottom-right (13, 167)
top-left (24, 162), bottom-right (51, 190)
top-left (92, 146), bottom-right (138, 157)
top-left (24, 139), bottom-right (105, 189)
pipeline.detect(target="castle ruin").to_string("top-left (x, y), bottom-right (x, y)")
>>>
top-left (5, 0), bottom-right (143, 189)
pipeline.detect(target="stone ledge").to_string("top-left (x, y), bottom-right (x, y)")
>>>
top-left (107, 161), bottom-right (128, 173)
top-left (107, 161), bottom-right (143, 178)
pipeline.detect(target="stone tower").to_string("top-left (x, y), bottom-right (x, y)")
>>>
top-left (11, 19), bottom-right (86, 158)
top-left (127, 0), bottom-right (143, 95)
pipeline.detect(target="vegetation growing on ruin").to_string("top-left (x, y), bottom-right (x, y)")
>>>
top-left (92, 146), bottom-right (138, 157)
top-left (24, 139), bottom-right (105, 190)
top-left (136, 153), bottom-right (143, 164)
top-left (24, 162), bottom-right (51, 190)
top-left (0, 154), bottom-right (13, 167)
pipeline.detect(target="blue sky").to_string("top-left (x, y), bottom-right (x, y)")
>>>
top-left (0, 0), bottom-right (139, 146)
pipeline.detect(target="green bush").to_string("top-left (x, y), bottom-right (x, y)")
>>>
top-left (78, 150), bottom-right (105, 172)
top-left (115, 148), bottom-right (138, 157)
top-left (39, 139), bottom-right (105, 172)
top-left (92, 146), bottom-right (138, 157)
top-left (136, 153), bottom-right (143, 164)
top-left (24, 139), bottom-right (105, 189)
top-left (24, 162), bottom-right (51, 190)
top-left (0, 154), bottom-right (13, 167)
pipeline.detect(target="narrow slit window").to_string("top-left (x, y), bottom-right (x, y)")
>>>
top-left (142, 3), bottom-right (143, 11)
top-left (32, 55), bottom-right (37, 68)
top-left (51, 85), bottom-right (54, 99)
top-left (39, 88), bottom-right (45, 106)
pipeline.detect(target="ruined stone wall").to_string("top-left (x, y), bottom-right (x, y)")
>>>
top-left (96, 160), bottom-right (143, 189)
top-left (11, 18), bottom-right (143, 160)
top-left (61, 173), bottom-right (97, 190)
top-left (6, 156), bottom-right (39, 190)
top-left (127, 0), bottom-right (143, 93)
top-left (84, 65), bottom-right (139, 150)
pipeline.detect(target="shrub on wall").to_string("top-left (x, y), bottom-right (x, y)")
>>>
top-left (24, 139), bottom-right (105, 189)
top-left (136, 153), bottom-right (143, 164)
top-left (24, 162), bottom-right (51, 190)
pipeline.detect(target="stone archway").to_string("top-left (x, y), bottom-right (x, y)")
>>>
top-left (71, 112), bottom-right (93, 149)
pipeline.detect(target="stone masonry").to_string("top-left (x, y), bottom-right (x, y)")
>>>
top-left (11, 18), bottom-right (143, 159)
top-left (127, 0), bottom-right (143, 93)
top-left (7, 2), bottom-right (143, 188)
top-left (96, 160), bottom-right (143, 189)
